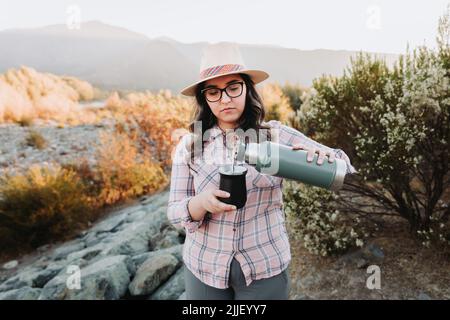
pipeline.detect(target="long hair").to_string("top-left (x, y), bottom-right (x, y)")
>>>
top-left (187, 73), bottom-right (272, 164)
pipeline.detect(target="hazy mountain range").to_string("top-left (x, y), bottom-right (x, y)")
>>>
top-left (0, 21), bottom-right (399, 93)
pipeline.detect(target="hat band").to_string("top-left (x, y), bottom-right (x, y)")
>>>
top-left (199, 64), bottom-right (245, 80)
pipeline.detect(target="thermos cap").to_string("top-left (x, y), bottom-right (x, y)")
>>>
top-left (329, 158), bottom-right (347, 191)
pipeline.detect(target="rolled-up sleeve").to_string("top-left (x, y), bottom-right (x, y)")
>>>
top-left (267, 120), bottom-right (358, 174)
top-left (167, 134), bottom-right (205, 233)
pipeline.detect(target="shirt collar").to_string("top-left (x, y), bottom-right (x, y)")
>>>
top-left (206, 124), bottom-right (239, 142)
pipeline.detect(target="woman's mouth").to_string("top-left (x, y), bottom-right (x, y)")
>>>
top-left (221, 107), bottom-right (236, 113)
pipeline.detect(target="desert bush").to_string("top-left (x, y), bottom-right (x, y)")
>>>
top-left (108, 90), bottom-right (193, 172)
top-left (24, 130), bottom-right (48, 150)
top-left (93, 130), bottom-right (169, 205)
top-left (0, 66), bottom-right (96, 124)
top-left (258, 83), bottom-right (294, 123)
top-left (0, 163), bottom-right (92, 251)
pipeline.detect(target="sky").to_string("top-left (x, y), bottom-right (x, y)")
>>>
top-left (0, 0), bottom-right (448, 54)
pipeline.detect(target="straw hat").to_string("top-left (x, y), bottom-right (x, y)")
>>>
top-left (180, 42), bottom-right (269, 96)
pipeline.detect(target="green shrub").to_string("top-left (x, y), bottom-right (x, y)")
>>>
top-left (292, 9), bottom-right (449, 247)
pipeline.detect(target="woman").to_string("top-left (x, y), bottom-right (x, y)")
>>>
top-left (168, 43), bottom-right (356, 300)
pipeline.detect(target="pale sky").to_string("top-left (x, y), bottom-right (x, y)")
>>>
top-left (0, 0), bottom-right (448, 54)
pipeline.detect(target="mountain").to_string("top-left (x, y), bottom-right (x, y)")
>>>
top-left (0, 21), bottom-right (399, 92)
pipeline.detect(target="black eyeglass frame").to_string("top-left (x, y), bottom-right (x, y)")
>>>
top-left (200, 81), bottom-right (245, 102)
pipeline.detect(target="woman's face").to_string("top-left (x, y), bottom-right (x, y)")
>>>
top-left (202, 74), bottom-right (246, 129)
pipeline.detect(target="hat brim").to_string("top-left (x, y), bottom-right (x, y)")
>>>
top-left (180, 69), bottom-right (269, 97)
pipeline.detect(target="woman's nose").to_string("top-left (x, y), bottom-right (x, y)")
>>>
top-left (221, 91), bottom-right (231, 103)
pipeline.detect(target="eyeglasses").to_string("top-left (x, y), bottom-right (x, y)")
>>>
top-left (201, 81), bottom-right (244, 102)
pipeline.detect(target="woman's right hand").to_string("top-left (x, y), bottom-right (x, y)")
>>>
top-left (199, 189), bottom-right (237, 214)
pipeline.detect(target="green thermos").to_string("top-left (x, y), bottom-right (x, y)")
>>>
top-left (235, 140), bottom-right (348, 191)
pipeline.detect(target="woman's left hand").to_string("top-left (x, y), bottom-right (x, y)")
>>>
top-left (291, 143), bottom-right (336, 165)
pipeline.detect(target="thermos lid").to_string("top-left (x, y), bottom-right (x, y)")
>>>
top-left (329, 158), bottom-right (347, 191)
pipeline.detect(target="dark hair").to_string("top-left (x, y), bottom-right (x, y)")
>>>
top-left (187, 73), bottom-right (272, 163)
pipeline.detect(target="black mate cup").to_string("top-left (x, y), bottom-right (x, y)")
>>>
top-left (217, 164), bottom-right (248, 209)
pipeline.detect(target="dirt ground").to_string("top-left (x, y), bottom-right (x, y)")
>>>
top-left (287, 216), bottom-right (450, 300)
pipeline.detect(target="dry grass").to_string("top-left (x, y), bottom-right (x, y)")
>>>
top-left (24, 130), bottom-right (48, 150)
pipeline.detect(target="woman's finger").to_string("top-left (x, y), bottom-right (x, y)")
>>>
top-left (328, 152), bottom-right (336, 163)
top-left (317, 150), bottom-right (326, 165)
top-left (306, 149), bottom-right (316, 162)
top-left (214, 189), bottom-right (230, 198)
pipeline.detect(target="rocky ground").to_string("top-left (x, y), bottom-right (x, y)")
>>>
top-left (288, 216), bottom-right (450, 300)
top-left (0, 121), bottom-right (448, 300)
top-left (1, 188), bottom-right (448, 300)
top-left (0, 190), bottom-right (188, 300)
top-left (0, 119), bottom-right (115, 177)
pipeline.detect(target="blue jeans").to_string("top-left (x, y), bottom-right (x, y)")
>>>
top-left (184, 258), bottom-right (290, 300)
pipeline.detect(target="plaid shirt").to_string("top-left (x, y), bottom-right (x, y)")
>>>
top-left (167, 120), bottom-right (356, 289)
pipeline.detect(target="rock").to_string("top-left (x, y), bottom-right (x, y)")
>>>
top-left (99, 220), bottom-right (160, 256)
top-left (32, 264), bottom-right (65, 288)
top-left (90, 212), bottom-right (128, 234)
top-left (140, 192), bottom-right (169, 208)
top-left (52, 241), bottom-right (86, 261)
top-left (418, 292), bottom-right (432, 300)
top-left (2, 260), bottom-right (19, 270)
top-left (177, 291), bottom-right (186, 300)
top-left (126, 210), bottom-right (147, 223)
top-left (0, 287), bottom-right (42, 300)
top-left (149, 227), bottom-right (182, 251)
top-left (149, 266), bottom-right (185, 300)
top-left (39, 255), bottom-right (135, 300)
top-left (356, 258), bottom-right (369, 269)
top-left (83, 231), bottom-right (109, 247)
top-left (0, 263), bottom-right (64, 292)
top-left (131, 244), bottom-right (183, 269)
top-left (362, 243), bottom-right (385, 262)
top-left (66, 243), bottom-right (105, 262)
top-left (113, 205), bottom-right (146, 218)
top-left (128, 254), bottom-right (179, 296)
top-left (334, 242), bottom-right (385, 270)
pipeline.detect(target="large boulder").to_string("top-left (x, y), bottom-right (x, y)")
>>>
top-left (131, 244), bottom-right (183, 269)
top-left (39, 255), bottom-right (135, 300)
top-left (0, 263), bottom-right (64, 292)
top-left (149, 266), bottom-right (185, 300)
top-left (128, 254), bottom-right (179, 296)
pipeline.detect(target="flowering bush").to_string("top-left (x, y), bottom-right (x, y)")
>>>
top-left (291, 10), bottom-right (449, 248)
top-left (284, 180), bottom-right (367, 256)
